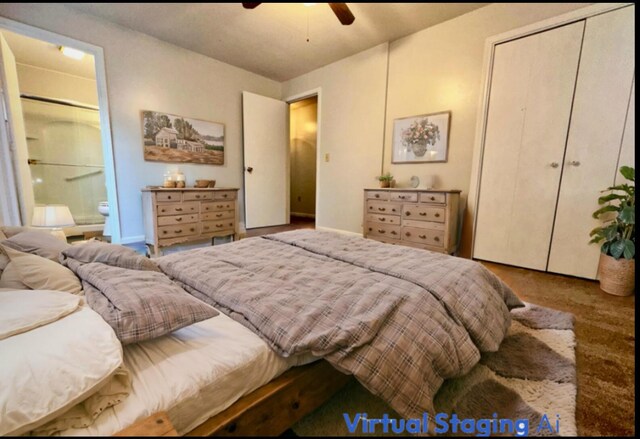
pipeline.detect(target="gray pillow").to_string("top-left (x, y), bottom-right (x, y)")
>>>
top-left (3, 231), bottom-right (70, 262)
top-left (61, 241), bottom-right (160, 272)
top-left (78, 263), bottom-right (218, 344)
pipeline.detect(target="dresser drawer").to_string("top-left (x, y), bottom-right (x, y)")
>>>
top-left (402, 219), bottom-right (446, 231)
top-left (183, 192), bottom-right (213, 201)
top-left (157, 202), bottom-right (199, 216)
top-left (402, 204), bottom-right (445, 223)
top-left (366, 201), bottom-right (402, 216)
top-left (390, 192), bottom-right (418, 202)
top-left (419, 193), bottom-right (446, 204)
top-left (157, 214), bottom-right (199, 226)
top-left (402, 226), bottom-right (444, 247)
top-left (202, 210), bottom-right (234, 221)
top-left (201, 220), bottom-right (235, 234)
top-left (202, 201), bottom-right (235, 213)
top-left (366, 222), bottom-right (401, 239)
top-left (366, 213), bottom-right (400, 225)
top-left (156, 191), bottom-right (182, 203)
top-left (158, 223), bottom-right (198, 239)
top-left (213, 191), bottom-right (236, 200)
top-left (365, 191), bottom-right (390, 201)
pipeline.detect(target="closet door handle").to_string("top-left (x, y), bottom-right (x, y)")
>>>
top-left (550, 162), bottom-right (559, 168)
top-left (568, 160), bottom-right (581, 167)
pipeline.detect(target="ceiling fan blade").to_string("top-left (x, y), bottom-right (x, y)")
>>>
top-left (242, 3), bottom-right (261, 9)
top-left (329, 3), bottom-right (355, 25)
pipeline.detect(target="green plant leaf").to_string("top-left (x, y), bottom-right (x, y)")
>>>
top-left (623, 240), bottom-right (635, 259)
top-left (589, 236), bottom-right (604, 244)
top-left (620, 166), bottom-right (635, 182)
top-left (589, 226), bottom-right (603, 237)
top-left (609, 240), bottom-right (626, 259)
top-left (619, 205), bottom-right (635, 224)
top-left (598, 193), bottom-right (627, 204)
top-left (592, 205), bottom-right (619, 219)
top-left (601, 241), bottom-right (610, 255)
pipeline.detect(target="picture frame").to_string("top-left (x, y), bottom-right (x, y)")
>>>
top-left (391, 111), bottom-right (451, 164)
top-left (141, 110), bottom-right (225, 165)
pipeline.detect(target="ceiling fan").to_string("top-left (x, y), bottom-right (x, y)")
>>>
top-left (242, 3), bottom-right (355, 25)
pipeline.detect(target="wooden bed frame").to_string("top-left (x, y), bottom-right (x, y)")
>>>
top-left (186, 360), bottom-right (352, 436)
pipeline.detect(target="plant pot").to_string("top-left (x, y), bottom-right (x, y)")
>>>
top-left (379, 180), bottom-right (390, 188)
top-left (597, 253), bottom-right (635, 296)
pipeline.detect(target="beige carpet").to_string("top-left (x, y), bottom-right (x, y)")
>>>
top-left (292, 303), bottom-right (576, 436)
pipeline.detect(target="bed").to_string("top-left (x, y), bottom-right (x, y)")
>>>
top-left (0, 228), bottom-right (522, 436)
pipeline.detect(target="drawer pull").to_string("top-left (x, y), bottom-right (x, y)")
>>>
top-left (390, 231), bottom-right (397, 235)
top-left (195, 195), bottom-right (201, 199)
top-left (217, 224), bottom-right (224, 228)
top-left (434, 236), bottom-right (440, 242)
top-left (175, 229), bottom-right (182, 233)
top-left (399, 195), bottom-right (405, 199)
top-left (368, 228), bottom-right (372, 232)
top-left (175, 217), bottom-right (182, 222)
top-left (167, 196), bottom-right (172, 200)
top-left (190, 228), bottom-right (195, 232)
top-left (419, 234), bottom-right (427, 239)
top-left (378, 229), bottom-right (386, 234)
top-left (378, 207), bottom-right (386, 212)
top-left (375, 194), bottom-right (380, 198)
top-left (405, 232), bottom-right (411, 237)
top-left (223, 194), bottom-right (228, 198)
top-left (216, 213), bottom-right (223, 218)
top-left (378, 217), bottom-right (385, 222)
top-left (430, 196), bottom-right (435, 201)
top-left (161, 209), bottom-right (166, 213)
top-left (419, 212), bottom-right (427, 216)
top-left (162, 230), bottom-right (167, 234)
top-left (217, 205), bottom-right (224, 208)
top-left (405, 211), bottom-right (411, 216)
top-left (175, 207), bottom-right (183, 212)
top-left (435, 213), bottom-right (440, 218)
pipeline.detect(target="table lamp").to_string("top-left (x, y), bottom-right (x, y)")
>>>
top-left (32, 205), bottom-right (75, 241)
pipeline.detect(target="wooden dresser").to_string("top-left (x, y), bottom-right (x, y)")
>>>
top-left (142, 188), bottom-right (239, 256)
top-left (363, 188), bottom-right (461, 254)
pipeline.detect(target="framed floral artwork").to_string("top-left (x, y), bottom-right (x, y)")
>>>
top-left (391, 111), bottom-right (451, 163)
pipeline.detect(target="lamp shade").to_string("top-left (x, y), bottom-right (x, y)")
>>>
top-left (32, 205), bottom-right (75, 228)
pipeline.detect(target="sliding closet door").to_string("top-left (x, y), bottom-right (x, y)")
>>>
top-left (473, 22), bottom-right (584, 270)
top-left (548, 6), bottom-right (635, 279)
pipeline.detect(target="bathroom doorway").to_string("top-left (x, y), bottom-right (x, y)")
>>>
top-left (289, 96), bottom-right (317, 228)
top-left (0, 20), bottom-right (119, 241)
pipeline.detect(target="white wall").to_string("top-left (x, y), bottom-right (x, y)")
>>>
top-left (289, 98), bottom-right (317, 216)
top-left (16, 63), bottom-right (98, 106)
top-left (283, 44), bottom-right (389, 234)
top-left (0, 3), bottom-right (281, 242)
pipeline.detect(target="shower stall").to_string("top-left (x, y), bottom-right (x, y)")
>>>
top-left (22, 96), bottom-right (106, 233)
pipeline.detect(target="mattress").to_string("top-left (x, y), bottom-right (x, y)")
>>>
top-left (57, 311), bottom-right (317, 436)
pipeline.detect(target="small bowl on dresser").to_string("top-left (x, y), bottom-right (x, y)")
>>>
top-left (195, 179), bottom-right (212, 188)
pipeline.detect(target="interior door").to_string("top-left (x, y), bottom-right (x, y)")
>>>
top-left (473, 22), bottom-right (584, 270)
top-left (242, 91), bottom-right (288, 229)
top-left (547, 6), bottom-right (635, 279)
top-left (0, 32), bottom-right (34, 225)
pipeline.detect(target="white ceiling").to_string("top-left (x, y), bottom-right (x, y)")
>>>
top-left (65, 3), bottom-right (488, 81)
top-left (0, 28), bottom-right (96, 79)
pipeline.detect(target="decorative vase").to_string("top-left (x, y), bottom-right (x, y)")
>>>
top-left (379, 180), bottom-right (390, 188)
top-left (597, 253), bottom-right (635, 296)
top-left (411, 140), bottom-right (428, 157)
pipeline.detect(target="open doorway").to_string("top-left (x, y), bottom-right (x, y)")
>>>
top-left (0, 20), bottom-right (119, 241)
top-left (288, 96), bottom-right (317, 229)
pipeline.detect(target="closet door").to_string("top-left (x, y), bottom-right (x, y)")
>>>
top-left (473, 22), bottom-right (584, 270)
top-left (548, 6), bottom-right (635, 279)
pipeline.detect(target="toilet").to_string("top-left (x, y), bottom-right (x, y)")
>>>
top-left (98, 201), bottom-right (111, 237)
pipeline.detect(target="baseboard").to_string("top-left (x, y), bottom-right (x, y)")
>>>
top-left (315, 226), bottom-right (362, 238)
top-left (291, 212), bottom-right (316, 219)
top-left (119, 235), bottom-right (145, 245)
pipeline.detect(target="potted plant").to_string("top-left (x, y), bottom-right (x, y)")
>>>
top-left (377, 172), bottom-right (394, 188)
top-left (589, 166), bottom-right (635, 296)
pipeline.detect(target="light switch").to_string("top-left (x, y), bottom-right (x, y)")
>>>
top-left (324, 153), bottom-right (330, 162)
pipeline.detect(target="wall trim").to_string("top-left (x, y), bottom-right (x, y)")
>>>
top-left (316, 226), bottom-right (362, 238)
top-left (467, 2), bottom-right (632, 260)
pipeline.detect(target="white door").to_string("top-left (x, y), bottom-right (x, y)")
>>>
top-left (473, 22), bottom-right (584, 270)
top-left (242, 91), bottom-right (288, 229)
top-left (0, 33), bottom-right (34, 225)
top-left (548, 6), bottom-right (635, 279)
top-left (615, 80), bottom-right (634, 186)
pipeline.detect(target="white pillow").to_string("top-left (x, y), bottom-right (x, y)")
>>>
top-left (0, 290), bottom-right (80, 340)
top-left (0, 303), bottom-right (123, 436)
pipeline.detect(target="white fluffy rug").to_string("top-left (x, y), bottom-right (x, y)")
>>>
top-left (292, 303), bottom-right (576, 436)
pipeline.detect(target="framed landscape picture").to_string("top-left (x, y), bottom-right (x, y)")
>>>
top-left (391, 111), bottom-right (451, 164)
top-left (142, 110), bottom-right (225, 165)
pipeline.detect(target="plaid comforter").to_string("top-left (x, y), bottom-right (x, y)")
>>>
top-left (157, 230), bottom-right (522, 418)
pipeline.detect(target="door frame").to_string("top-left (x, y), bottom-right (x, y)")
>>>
top-left (468, 2), bottom-right (631, 259)
top-left (0, 16), bottom-right (122, 243)
top-left (284, 87), bottom-right (322, 225)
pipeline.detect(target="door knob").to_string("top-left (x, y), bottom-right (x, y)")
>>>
top-left (246, 166), bottom-right (253, 173)
top-left (568, 160), bottom-right (581, 167)
top-left (550, 162), bottom-right (559, 168)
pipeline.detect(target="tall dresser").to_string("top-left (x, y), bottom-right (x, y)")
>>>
top-left (142, 188), bottom-right (239, 256)
top-left (363, 188), bottom-right (461, 254)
